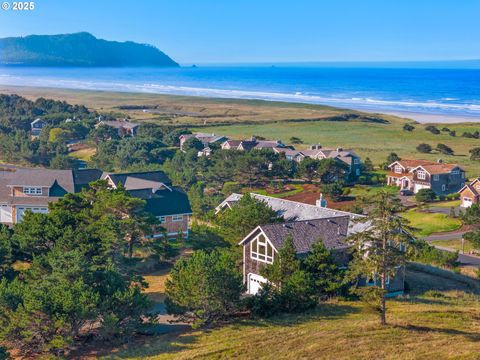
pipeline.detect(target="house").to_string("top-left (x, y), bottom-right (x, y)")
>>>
top-left (97, 120), bottom-right (139, 137)
top-left (221, 136), bottom-right (285, 151)
top-left (301, 145), bottom-right (362, 178)
top-left (30, 118), bottom-right (47, 136)
top-left (0, 167), bottom-right (192, 239)
top-left (179, 133), bottom-right (228, 150)
top-left (272, 148), bottom-right (306, 162)
top-left (458, 178), bottom-right (480, 208)
top-left (217, 193), bottom-right (405, 296)
top-left (102, 170), bottom-right (192, 238)
top-left (0, 166), bottom-right (101, 225)
top-left (387, 159), bottom-right (465, 195)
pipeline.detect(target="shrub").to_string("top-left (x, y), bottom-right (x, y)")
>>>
top-left (469, 147), bottom-right (480, 161)
top-left (0, 346), bottom-right (9, 360)
top-left (322, 182), bottom-right (344, 202)
top-left (403, 124), bottom-right (415, 132)
top-left (449, 131), bottom-right (456, 137)
top-left (436, 143), bottom-right (454, 155)
top-left (415, 188), bottom-right (437, 203)
top-left (441, 127), bottom-right (450, 132)
top-left (425, 125), bottom-right (440, 134)
top-left (416, 143), bottom-right (432, 153)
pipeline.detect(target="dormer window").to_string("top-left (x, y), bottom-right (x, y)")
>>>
top-left (433, 174), bottom-right (439, 181)
top-left (417, 171), bottom-right (426, 180)
top-left (23, 187), bottom-right (42, 195)
top-left (394, 165), bottom-right (402, 174)
top-left (451, 170), bottom-right (460, 175)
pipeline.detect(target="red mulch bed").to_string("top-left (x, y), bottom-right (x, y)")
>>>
top-left (283, 184), bottom-right (355, 210)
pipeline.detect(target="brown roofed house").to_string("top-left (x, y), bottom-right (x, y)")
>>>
top-left (387, 159), bottom-right (465, 195)
top-left (458, 178), bottom-right (480, 208)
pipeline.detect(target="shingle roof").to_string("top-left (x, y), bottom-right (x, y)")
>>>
top-left (244, 216), bottom-right (351, 254)
top-left (73, 169), bottom-right (103, 192)
top-left (140, 187), bottom-right (192, 216)
top-left (217, 193), bottom-right (368, 236)
top-left (418, 164), bottom-right (462, 175)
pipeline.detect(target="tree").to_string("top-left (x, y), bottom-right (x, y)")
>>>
top-left (415, 188), bottom-right (437, 203)
top-left (165, 249), bottom-right (243, 327)
top-left (322, 182), bottom-right (344, 202)
top-left (302, 240), bottom-right (344, 298)
top-left (469, 147), bottom-right (480, 161)
top-left (416, 143), bottom-right (432, 153)
top-left (449, 130), bottom-right (456, 137)
top-left (262, 236), bottom-right (299, 287)
top-left (49, 154), bottom-right (75, 169)
top-left (0, 346), bottom-right (9, 360)
top-left (289, 136), bottom-right (303, 144)
top-left (215, 193), bottom-right (281, 244)
top-left (436, 143), bottom-right (454, 155)
top-left (317, 159), bottom-right (348, 184)
top-left (425, 125), bottom-right (440, 135)
top-left (386, 153), bottom-right (400, 164)
top-left (0, 183), bottom-right (153, 356)
top-left (463, 231), bottom-right (480, 251)
top-left (297, 157), bottom-right (321, 181)
top-left (347, 191), bottom-right (410, 326)
top-left (403, 124), bottom-right (415, 132)
top-left (460, 203), bottom-right (480, 226)
top-left (363, 157), bottom-right (374, 172)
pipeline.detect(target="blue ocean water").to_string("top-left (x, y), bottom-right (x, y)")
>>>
top-left (1, 66), bottom-right (480, 119)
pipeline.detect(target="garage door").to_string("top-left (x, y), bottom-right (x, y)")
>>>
top-left (16, 207), bottom-right (48, 223)
top-left (248, 273), bottom-right (267, 295)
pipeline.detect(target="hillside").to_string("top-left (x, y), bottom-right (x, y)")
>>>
top-left (0, 32), bottom-right (179, 67)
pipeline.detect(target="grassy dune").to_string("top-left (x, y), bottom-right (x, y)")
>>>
top-left (104, 266), bottom-right (480, 360)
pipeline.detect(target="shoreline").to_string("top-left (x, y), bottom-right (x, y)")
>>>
top-left (1, 84), bottom-right (480, 124)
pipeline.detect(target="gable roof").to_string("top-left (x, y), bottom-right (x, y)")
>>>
top-left (104, 170), bottom-right (172, 188)
top-left (458, 177), bottom-right (480, 196)
top-left (240, 216), bottom-right (351, 254)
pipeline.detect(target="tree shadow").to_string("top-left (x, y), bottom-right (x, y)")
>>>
top-left (395, 324), bottom-right (480, 342)
top-left (188, 225), bottom-right (230, 250)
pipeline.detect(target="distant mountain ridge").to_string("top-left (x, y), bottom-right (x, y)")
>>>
top-left (0, 32), bottom-right (179, 67)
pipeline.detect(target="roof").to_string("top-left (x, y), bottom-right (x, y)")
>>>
top-left (390, 159), bottom-right (434, 169)
top-left (217, 193), bottom-right (368, 236)
top-left (73, 168), bottom-right (103, 192)
top-left (415, 163), bottom-right (463, 175)
top-left (241, 216), bottom-right (351, 254)
top-left (31, 118), bottom-right (46, 125)
top-left (99, 120), bottom-right (139, 129)
top-left (104, 171), bottom-right (172, 188)
top-left (458, 178), bottom-right (480, 196)
top-left (137, 187), bottom-right (192, 216)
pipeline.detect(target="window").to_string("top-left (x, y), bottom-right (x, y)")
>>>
top-left (385, 275), bottom-right (390, 285)
top-left (417, 171), bottom-right (426, 180)
top-left (172, 214), bottom-right (184, 222)
top-left (394, 165), bottom-right (402, 174)
top-left (452, 170), bottom-right (460, 175)
top-left (23, 187), bottom-right (42, 195)
top-left (463, 197), bottom-right (472, 203)
top-left (251, 234), bottom-right (274, 264)
top-left (399, 243), bottom-right (406, 252)
top-left (353, 158), bottom-right (360, 164)
top-left (158, 216), bottom-right (166, 223)
top-left (433, 174), bottom-right (439, 181)
top-left (442, 184), bottom-right (447, 192)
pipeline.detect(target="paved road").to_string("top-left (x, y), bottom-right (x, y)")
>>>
top-left (424, 230), bottom-right (467, 241)
top-left (431, 245), bottom-right (480, 268)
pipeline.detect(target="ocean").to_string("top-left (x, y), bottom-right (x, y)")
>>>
top-left (1, 65), bottom-right (480, 120)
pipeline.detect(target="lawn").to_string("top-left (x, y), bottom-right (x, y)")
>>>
top-left (426, 200), bottom-right (462, 208)
top-left (69, 146), bottom-right (96, 161)
top-left (242, 184), bottom-right (304, 198)
top-left (401, 209), bottom-right (462, 237)
top-left (102, 266), bottom-right (480, 360)
top-left (349, 184), bottom-right (399, 198)
top-left (430, 238), bottom-right (476, 254)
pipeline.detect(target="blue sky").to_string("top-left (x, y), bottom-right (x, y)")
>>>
top-left (0, 0), bottom-right (479, 64)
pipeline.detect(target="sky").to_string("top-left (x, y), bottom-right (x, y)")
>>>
top-left (0, 0), bottom-right (479, 64)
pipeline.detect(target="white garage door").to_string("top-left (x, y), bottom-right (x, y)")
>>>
top-left (462, 197), bottom-right (473, 208)
top-left (248, 273), bottom-right (267, 295)
top-left (413, 184), bottom-right (430, 193)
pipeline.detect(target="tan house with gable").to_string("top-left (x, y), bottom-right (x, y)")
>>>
top-left (458, 178), bottom-right (480, 208)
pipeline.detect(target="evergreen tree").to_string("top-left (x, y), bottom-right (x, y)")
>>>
top-left (347, 191), bottom-right (410, 326)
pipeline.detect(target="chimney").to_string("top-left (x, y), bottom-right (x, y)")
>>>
top-left (250, 135), bottom-right (257, 142)
top-left (316, 193), bottom-right (328, 208)
top-left (336, 147), bottom-right (343, 152)
top-left (437, 159), bottom-right (443, 164)
top-left (310, 144), bottom-right (322, 150)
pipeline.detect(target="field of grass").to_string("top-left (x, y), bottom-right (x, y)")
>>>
top-left (196, 120), bottom-right (480, 175)
top-left (401, 209), bottom-right (462, 237)
top-left (101, 266), bottom-right (480, 360)
top-left (5, 85), bottom-right (480, 174)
